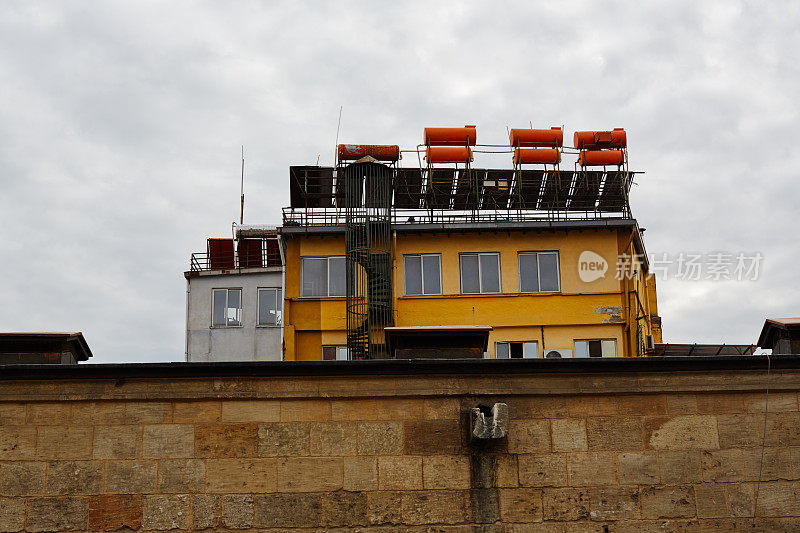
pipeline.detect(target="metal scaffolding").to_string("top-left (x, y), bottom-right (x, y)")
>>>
top-left (344, 160), bottom-right (394, 359)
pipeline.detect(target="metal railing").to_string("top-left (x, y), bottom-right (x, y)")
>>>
top-left (189, 247), bottom-right (281, 272)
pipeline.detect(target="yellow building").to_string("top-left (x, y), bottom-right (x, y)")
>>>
top-left (280, 161), bottom-right (661, 360)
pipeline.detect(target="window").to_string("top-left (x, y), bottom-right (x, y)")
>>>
top-left (404, 254), bottom-right (442, 295)
top-left (302, 256), bottom-right (346, 297)
top-left (460, 253), bottom-right (501, 294)
top-left (495, 341), bottom-right (539, 359)
top-left (211, 288), bottom-right (242, 327)
top-left (518, 252), bottom-right (560, 293)
top-left (574, 339), bottom-right (617, 358)
top-left (322, 346), bottom-right (349, 361)
top-left (258, 288), bottom-right (282, 326)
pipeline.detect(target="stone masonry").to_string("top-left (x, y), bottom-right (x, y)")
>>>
top-left (0, 366), bottom-right (799, 531)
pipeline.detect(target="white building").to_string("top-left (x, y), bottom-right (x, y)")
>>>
top-left (184, 226), bottom-right (283, 362)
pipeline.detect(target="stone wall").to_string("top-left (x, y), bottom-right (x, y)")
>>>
top-left (0, 363), bottom-right (798, 531)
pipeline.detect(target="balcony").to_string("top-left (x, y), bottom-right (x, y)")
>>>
top-left (189, 237), bottom-right (281, 272)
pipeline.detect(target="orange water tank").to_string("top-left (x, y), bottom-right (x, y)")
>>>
top-left (509, 127), bottom-right (563, 148)
top-left (425, 146), bottom-right (473, 163)
top-left (337, 144), bottom-right (401, 162)
top-left (424, 125), bottom-right (477, 146)
top-left (573, 128), bottom-right (627, 149)
top-left (513, 148), bottom-right (561, 165)
top-left (578, 150), bottom-right (625, 167)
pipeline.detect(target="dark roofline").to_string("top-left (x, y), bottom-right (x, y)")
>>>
top-left (758, 318), bottom-right (800, 347)
top-left (0, 355), bottom-right (792, 380)
top-left (0, 332), bottom-right (93, 361)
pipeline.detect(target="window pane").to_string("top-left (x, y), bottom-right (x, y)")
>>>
top-left (601, 339), bottom-right (616, 357)
top-left (329, 257), bottom-right (346, 296)
top-left (337, 347), bottom-right (349, 361)
top-left (574, 341), bottom-right (589, 358)
top-left (460, 254), bottom-right (480, 293)
top-left (302, 258), bottom-right (327, 297)
top-left (276, 289), bottom-right (282, 325)
top-left (212, 289), bottom-right (227, 326)
top-left (227, 289), bottom-right (242, 326)
top-left (258, 289), bottom-right (276, 326)
top-left (523, 342), bottom-right (538, 359)
top-left (588, 339), bottom-right (602, 357)
top-left (539, 253), bottom-right (559, 292)
top-left (510, 342), bottom-right (523, 359)
top-left (480, 254), bottom-right (500, 293)
top-left (404, 255), bottom-right (422, 295)
top-left (322, 346), bottom-right (336, 360)
top-left (495, 342), bottom-right (510, 359)
top-left (422, 255), bottom-right (441, 294)
top-left (518, 253), bottom-right (540, 292)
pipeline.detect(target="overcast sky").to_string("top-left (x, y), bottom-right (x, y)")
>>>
top-left (1, 1), bottom-right (797, 363)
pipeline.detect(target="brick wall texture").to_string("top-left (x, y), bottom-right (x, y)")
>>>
top-left (0, 369), bottom-right (798, 531)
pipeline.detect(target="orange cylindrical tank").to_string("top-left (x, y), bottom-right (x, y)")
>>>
top-left (578, 150), bottom-right (625, 167)
top-left (573, 128), bottom-right (627, 149)
top-left (509, 127), bottom-right (563, 148)
top-left (425, 146), bottom-right (473, 163)
top-left (337, 144), bottom-right (401, 162)
top-left (513, 148), bottom-right (561, 165)
top-left (424, 125), bottom-right (477, 146)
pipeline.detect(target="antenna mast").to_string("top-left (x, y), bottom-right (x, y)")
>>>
top-left (240, 146), bottom-right (245, 224)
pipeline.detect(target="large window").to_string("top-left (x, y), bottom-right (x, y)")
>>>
top-left (496, 341), bottom-right (539, 359)
top-left (301, 256), bottom-right (346, 297)
top-left (574, 339), bottom-right (617, 358)
top-left (211, 288), bottom-right (242, 327)
top-left (404, 254), bottom-right (442, 295)
top-left (322, 345), bottom-right (349, 361)
top-left (518, 252), bottom-right (560, 293)
top-left (460, 253), bottom-right (501, 294)
top-left (258, 288), bottom-right (282, 326)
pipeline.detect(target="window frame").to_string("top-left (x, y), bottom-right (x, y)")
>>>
top-left (211, 288), bottom-right (243, 328)
top-left (301, 256), bottom-right (346, 298)
top-left (517, 251), bottom-right (561, 293)
top-left (257, 287), bottom-right (282, 327)
top-left (459, 252), bottom-right (502, 294)
top-left (403, 253), bottom-right (443, 296)
top-left (495, 341), bottom-right (539, 359)
top-left (574, 338), bottom-right (618, 358)
top-left (322, 345), bottom-right (349, 361)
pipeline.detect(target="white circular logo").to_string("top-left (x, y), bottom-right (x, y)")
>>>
top-left (578, 250), bottom-right (608, 283)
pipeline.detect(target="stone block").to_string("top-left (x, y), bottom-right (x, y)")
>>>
top-left (0, 404), bottom-right (25, 425)
top-left (71, 402), bottom-right (127, 425)
top-left (665, 394), bottom-right (698, 415)
top-left (26, 402), bottom-right (71, 424)
top-left (424, 398), bottom-right (461, 420)
top-left (46, 461), bottom-right (103, 494)
top-left (401, 490), bottom-right (467, 525)
top-left (280, 399), bottom-right (330, 421)
top-left (0, 426), bottom-right (35, 460)
top-left (257, 422), bottom-right (310, 456)
top-left (423, 455), bottom-right (471, 489)
top-left (498, 488), bottom-right (543, 523)
top-left (503, 395), bottom-right (569, 419)
top-left (659, 450), bottom-right (701, 484)
top-left (192, 495), bottom-right (219, 530)
top-left (332, 398), bottom-right (424, 421)
top-left (587, 416), bottom-right (644, 450)
top-left (756, 481), bottom-right (800, 516)
top-left (142, 495), bottom-right (190, 530)
top-left (88, 495), bottom-right (142, 531)
top-left (172, 400), bottom-right (220, 423)
top-left (344, 456), bottom-right (378, 491)
top-left (142, 425), bottom-right (194, 458)
top-left (195, 423), bottom-right (257, 458)
top-left (542, 487), bottom-right (589, 521)
top-left (765, 412), bottom-right (800, 446)
top-left (518, 454), bottom-right (567, 487)
top-left (27, 497), bottom-right (87, 532)
top-left (496, 454), bottom-right (519, 487)
top-left (586, 486), bottom-right (640, 521)
top-left (36, 426), bottom-right (92, 460)
top-left (619, 452), bottom-right (659, 484)
top-left (220, 400), bottom-right (280, 422)
top-left (696, 392), bottom-right (745, 414)
top-left (0, 498), bottom-right (25, 532)
top-left (320, 491), bottom-right (368, 527)
top-left (508, 420), bottom-right (550, 453)
top-left (403, 420), bottom-right (462, 455)
top-left (745, 391), bottom-right (797, 413)
top-left (700, 448), bottom-right (759, 482)
top-left (716, 414), bottom-right (763, 448)
top-left (0, 461), bottom-right (45, 495)
top-left (277, 457), bottom-right (343, 492)
top-left (639, 485), bottom-right (695, 519)
top-left (646, 415), bottom-right (719, 450)
top-left (357, 422), bottom-right (403, 455)
top-left (253, 493), bottom-right (320, 528)
top-left (105, 460), bottom-right (157, 494)
top-left (567, 452), bottom-right (618, 485)
top-left (726, 483), bottom-right (755, 517)
top-left (310, 422), bottom-right (358, 456)
top-left (205, 458), bottom-right (276, 493)
top-left (378, 455), bottom-right (422, 490)
top-left (367, 491), bottom-right (403, 525)
top-left (222, 494), bottom-right (253, 529)
top-left (93, 425), bottom-right (141, 459)
top-left (694, 483), bottom-right (727, 518)
top-left (552, 419), bottom-right (587, 452)
top-left (157, 459), bottom-right (205, 492)
top-left (126, 402), bottom-right (171, 424)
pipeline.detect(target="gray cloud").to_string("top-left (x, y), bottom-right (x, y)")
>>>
top-left (0, 1), bottom-right (797, 362)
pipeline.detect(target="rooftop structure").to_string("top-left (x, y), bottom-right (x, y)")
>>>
top-left (0, 332), bottom-right (93, 364)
